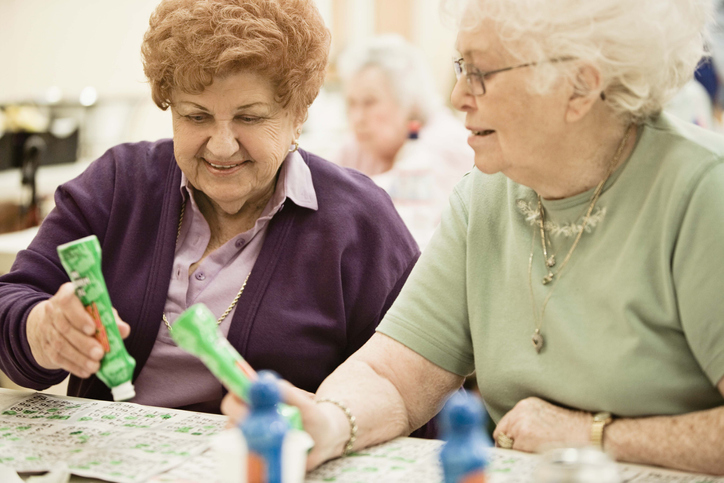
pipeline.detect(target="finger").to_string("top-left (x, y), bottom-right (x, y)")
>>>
top-left (493, 413), bottom-right (514, 447)
top-left (49, 310), bottom-right (105, 363)
top-left (44, 318), bottom-right (104, 381)
top-left (116, 319), bottom-right (131, 339)
top-left (41, 324), bottom-right (100, 378)
top-left (54, 283), bottom-right (97, 336)
top-left (279, 380), bottom-right (317, 409)
top-left (52, 351), bottom-right (97, 379)
top-left (221, 393), bottom-right (248, 427)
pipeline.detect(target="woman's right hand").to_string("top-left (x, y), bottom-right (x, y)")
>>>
top-left (278, 381), bottom-right (350, 471)
top-left (220, 379), bottom-right (348, 471)
top-left (26, 282), bottom-right (131, 379)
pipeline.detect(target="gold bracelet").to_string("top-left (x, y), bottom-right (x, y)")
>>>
top-left (316, 398), bottom-right (358, 456)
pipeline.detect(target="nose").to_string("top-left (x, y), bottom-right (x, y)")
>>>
top-left (347, 105), bottom-right (366, 130)
top-left (206, 121), bottom-right (239, 159)
top-left (450, 75), bottom-right (475, 113)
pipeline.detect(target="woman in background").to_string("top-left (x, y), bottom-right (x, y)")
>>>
top-left (334, 35), bottom-right (473, 248)
top-left (0, 0), bottom-right (418, 414)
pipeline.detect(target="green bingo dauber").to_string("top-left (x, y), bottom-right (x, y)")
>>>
top-left (170, 303), bottom-right (303, 430)
top-left (57, 235), bottom-right (136, 401)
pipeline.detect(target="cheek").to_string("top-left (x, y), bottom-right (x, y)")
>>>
top-left (242, 124), bottom-right (292, 167)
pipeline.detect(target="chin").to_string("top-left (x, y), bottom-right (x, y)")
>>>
top-left (473, 156), bottom-right (505, 175)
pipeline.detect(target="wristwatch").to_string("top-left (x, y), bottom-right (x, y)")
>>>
top-left (590, 412), bottom-right (613, 450)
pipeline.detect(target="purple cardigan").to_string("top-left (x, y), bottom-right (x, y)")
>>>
top-left (0, 139), bottom-right (419, 403)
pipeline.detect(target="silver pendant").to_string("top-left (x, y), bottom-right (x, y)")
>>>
top-left (546, 255), bottom-right (556, 268)
top-left (532, 330), bottom-right (544, 353)
top-left (542, 272), bottom-right (554, 285)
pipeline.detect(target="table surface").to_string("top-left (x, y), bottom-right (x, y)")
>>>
top-left (1, 388), bottom-right (722, 483)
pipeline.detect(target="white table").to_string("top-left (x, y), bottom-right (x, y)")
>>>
top-left (1, 388), bottom-right (722, 483)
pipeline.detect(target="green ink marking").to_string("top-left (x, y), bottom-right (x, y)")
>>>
top-left (79, 417), bottom-right (92, 421)
top-left (2, 411), bottom-right (16, 415)
top-left (70, 431), bottom-right (83, 435)
top-left (101, 415), bottom-right (116, 420)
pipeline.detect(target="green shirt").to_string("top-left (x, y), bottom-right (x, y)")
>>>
top-left (378, 113), bottom-right (724, 423)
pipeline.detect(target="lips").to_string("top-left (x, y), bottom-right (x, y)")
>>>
top-left (203, 159), bottom-right (248, 170)
top-left (469, 129), bottom-right (495, 136)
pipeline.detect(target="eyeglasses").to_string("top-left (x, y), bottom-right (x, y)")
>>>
top-left (453, 57), bottom-right (573, 96)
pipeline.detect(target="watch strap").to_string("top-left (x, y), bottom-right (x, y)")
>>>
top-left (590, 412), bottom-right (613, 450)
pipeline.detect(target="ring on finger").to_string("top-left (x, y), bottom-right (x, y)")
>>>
top-left (497, 432), bottom-right (514, 449)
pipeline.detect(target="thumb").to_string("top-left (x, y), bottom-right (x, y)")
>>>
top-left (112, 308), bottom-right (131, 339)
top-left (279, 379), bottom-right (315, 408)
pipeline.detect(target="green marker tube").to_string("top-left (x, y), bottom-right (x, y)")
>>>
top-left (170, 303), bottom-right (303, 430)
top-left (57, 235), bottom-right (136, 401)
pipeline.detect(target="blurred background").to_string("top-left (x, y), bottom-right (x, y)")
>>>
top-left (0, 0), bottom-right (462, 265)
top-left (1, 0), bottom-right (722, 390)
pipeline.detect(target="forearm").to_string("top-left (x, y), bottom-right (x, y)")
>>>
top-left (0, 290), bottom-right (63, 389)
top-left (315, 333), bottom-right (464, 458)
top-left (315, 358), bottom-right (411, 456)
top-left (606, 406), bottom-right (724, 475)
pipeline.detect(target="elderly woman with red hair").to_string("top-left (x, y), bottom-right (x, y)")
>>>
top-left (0, 0), bottom-right (418, 414)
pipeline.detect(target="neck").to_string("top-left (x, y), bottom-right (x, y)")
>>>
top-left (194, 179), bottom-right (277, 247)
top-left (527, 110), bottom-right (636, 200)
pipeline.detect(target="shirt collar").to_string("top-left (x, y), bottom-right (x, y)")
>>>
top-left (179, 150), bottom-right (318, 212)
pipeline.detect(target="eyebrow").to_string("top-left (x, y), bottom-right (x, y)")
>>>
top-left (175, 101), bottom-right (270, 111)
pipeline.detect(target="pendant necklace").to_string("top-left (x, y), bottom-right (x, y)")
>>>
top-left (528, 124), bottom-right (633, 353)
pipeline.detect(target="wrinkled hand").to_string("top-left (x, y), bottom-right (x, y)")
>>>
top-left (220, 380), bottom-right (344, 471)
top-left (26, 282), bottom-right (131, 379)
top-left (493, 397), bottom-right (591, 453)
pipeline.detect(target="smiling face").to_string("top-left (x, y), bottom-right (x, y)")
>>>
top-left (344, 66), bottom-right (410, 163)
top-left (450, 24), bottom-right (571, 187)
top-left (170, 71), bottom-right (300, 215)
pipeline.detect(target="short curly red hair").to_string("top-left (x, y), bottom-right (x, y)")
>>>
top-left (141, 0), bottom-right (330, 119)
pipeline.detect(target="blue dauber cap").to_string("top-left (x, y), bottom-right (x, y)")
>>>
top-left (249, 370), bottom-right (282, 409)
top-left (441, 390), bottom-right (486, 434)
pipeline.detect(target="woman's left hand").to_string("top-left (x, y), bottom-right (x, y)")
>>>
top-left (493, 397), bottom-right (592, 452)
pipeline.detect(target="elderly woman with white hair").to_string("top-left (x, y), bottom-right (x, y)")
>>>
top-left (334, 34), bottom-right (473, 247)
top-left (223, 0), bottom-right (724, 474)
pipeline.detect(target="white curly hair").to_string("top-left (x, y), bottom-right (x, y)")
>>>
top-left (336, 34), bottom-right (443, 123)
top-left (442, 0), bottom-right (713, 122)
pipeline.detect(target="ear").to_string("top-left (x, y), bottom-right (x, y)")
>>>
top-left (292, 111), bottom-right (307, 140)
top-left (565, 64), bottom-right (604, 123)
